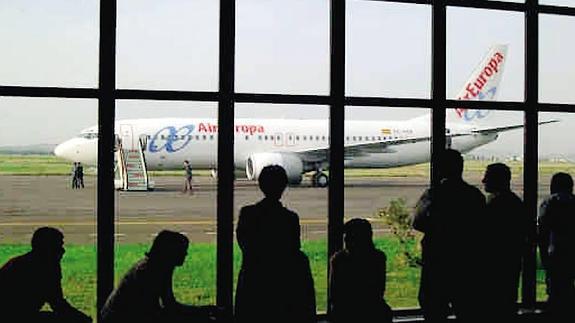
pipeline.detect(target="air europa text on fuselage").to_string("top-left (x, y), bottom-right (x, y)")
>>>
top-left (196, 122), bottom-right (265, 135)
top-left (458, 51), bottom-right (505, 101)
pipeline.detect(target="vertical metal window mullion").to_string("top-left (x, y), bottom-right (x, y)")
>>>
top-left (431, 0), bottom-right (447, 188)
top-left (217, 0), bottom-right (235, 316)
top-left (522, 0), bottom-right (539, 308)
top-left (96, 0), bottom-right (117, 319)
top-left (328, 0), bottom-right (346, 311)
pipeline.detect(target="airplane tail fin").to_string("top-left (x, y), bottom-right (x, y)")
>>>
top-left (447, 44), bottom-right (508, 125)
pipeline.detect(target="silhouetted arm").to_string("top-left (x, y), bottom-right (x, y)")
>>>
top-left (537, 200), bottom-right (551, 270)
top-left (236, 207), bottom-right (252, 252)
top-left (412, 189), bottom-right (432, 232)
top-left (48, 265), bottom-right (92, 322)
top-left (328, 255), bottom-right (341, 315)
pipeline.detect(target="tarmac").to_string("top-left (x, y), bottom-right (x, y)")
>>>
top-left (0, 173), bottom-right (546, 244)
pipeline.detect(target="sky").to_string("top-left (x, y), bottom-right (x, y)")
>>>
top-left (0, 0), bottom-right (574, 158)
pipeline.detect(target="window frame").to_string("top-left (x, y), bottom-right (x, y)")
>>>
top-left (1, 0), bottom-right (574, 320)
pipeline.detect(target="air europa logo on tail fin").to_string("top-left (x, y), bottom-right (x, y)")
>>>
top-left (458, 51), bottom-right (505, 101)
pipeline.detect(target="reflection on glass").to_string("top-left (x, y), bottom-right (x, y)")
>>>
top-left (540, 15), bottom-right (575, 104)
top-left (344, 107), bottom-right (430, 308)
top-left (113, 100), bottom-right (218, 305)
top-left (0, 98), bottom-right (97, 317)
top-left (346, 1), bottom-right (431, 98)
top-left (234, 103), bottom-right (329, 312)
top-left (447, 7), bottom-right (524, 102)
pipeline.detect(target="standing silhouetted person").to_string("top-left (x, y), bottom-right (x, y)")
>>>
top-left (235, 165), bottom-right (316, 323)
top-left (412, 149), bottom-right (486, 323)
top-left (71, 162), bottom-right (79, 189)
top-left (0, 227), bottom-right (92, 323)
top-left (329, 218), bottom-right (392, 323)
top-left (183, 160), bottom-right (193, 194)
top-left (482, 163), bottom-right (527, 322)
top-left (538, 172), bottom-right (575, 322)
top-left (77, 162), bottom-right (84, 189)
top-left (100, 230), bottom-right (218, 323)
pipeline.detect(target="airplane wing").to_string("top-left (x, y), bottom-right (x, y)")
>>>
top-left (471, 119), bottom-right (559, 135)
top-left (295, 133), bottom-right (470, 162)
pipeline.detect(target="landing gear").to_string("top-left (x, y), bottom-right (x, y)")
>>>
top-left (312, 171), bottom-right (329, 188)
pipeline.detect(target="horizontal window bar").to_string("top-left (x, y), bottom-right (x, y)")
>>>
top-left (0, 86), bottom-right (97, 99)
top-left (539, 4), bottom-right (575, 17)
top-left (235, 93), bottom-right (331, 105)
top-left (345, 96), bottom-right (431, 108)
top-left (445, 0), bottom-right (525, 12)
top-left (116, 89), bottom-right (219, 102)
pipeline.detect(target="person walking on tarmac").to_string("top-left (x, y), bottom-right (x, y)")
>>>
top-left (183, 160), bottom-right (193, 194)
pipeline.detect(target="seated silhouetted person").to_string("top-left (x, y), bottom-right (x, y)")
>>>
top-left (538, 172), bottom-right (575, 321)
top-left (0, 227), bottom-right (92, 323)
top-left (329, 219), bottom-right (392, 323)
top-left (482, 163), bottom-right (527, 321)
top-left (100, 230), bottom-right (217, 323)
top-left (235, 165), bottom-right (316, 323)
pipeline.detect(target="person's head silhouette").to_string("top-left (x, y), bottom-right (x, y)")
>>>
top-left (550, 172), bottom-right (573, 195)
top-left (482, 163), bottom-right (511, 193)
top-left (438, 149), bottom-right (464, 180)
top-left (258, 165), bottom-right (288, 200)
top-left (31, 227), bottom-right (65, 262)
top-left (146, 230), bottom-right (189, 267)
top-left (343, 218), bottom-right (374, 253)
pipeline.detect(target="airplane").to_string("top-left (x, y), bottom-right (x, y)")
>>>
top-left (54, 44), bottom-right (556, 187)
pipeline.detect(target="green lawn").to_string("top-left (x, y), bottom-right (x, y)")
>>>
top-left (0, 238), bottom-right (547, 319)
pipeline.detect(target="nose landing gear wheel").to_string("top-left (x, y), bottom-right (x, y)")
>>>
top-left (312, 172), bottom-right (328, 188)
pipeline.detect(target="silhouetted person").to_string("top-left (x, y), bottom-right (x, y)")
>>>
top-left (77, 162), bottom-right (84, 189)
top-left (235, 165), bottom-right (316, 323)
top-left (71, 162), bottom-right (79, 189)
top-left (482, 163), bottom-right (527, 322)
top-left (329, 219), bottom-right (392, 323)
top-left (183, 160), bottom-right (193, 194)
top-left (100, 230), bottom-right (218, 323)
top-left (412, 149), bottom-right (486, 323)
top-left (538, 172), bottom-right (575, 322)
top-left (0, 227), bottom-right (92, 323)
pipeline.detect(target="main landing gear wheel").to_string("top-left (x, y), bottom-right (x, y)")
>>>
top-left (312, 172), bottom-right (329, 188)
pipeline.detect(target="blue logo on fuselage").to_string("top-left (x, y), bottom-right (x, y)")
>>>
top-left (149, 125), bottom-right (195, 153)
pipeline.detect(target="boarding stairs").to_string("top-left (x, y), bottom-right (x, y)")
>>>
top-left (115, 136), bottom-right (152, 191)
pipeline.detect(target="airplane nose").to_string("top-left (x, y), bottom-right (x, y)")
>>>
top-left (54, 140), bottom-right (75, 161)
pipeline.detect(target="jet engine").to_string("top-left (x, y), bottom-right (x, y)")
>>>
top-left (246, 152), bottom-right (304, 184)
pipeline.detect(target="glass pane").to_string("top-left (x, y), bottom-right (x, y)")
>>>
top-left (344, 106), bottom-right (430, 309)
top-left (114, 100), bottom-right (218, 305)
top-left (234, 103), bottom-right (328, 313)
top-left (447, 7), bottom-right (524, 102)
top-left (117, 0), bottom-right (219, 91)
top-left (346, 2), bottom-right (431, 98)
top-left (540, 0), bottom-right (575, 7)
top-left (0, 0), bottom-right (99, 87)
top-left (540, 15), bottom-right (575, 105)
top-left (537, 112), bottom-right (575, 302)
top-left (0, 97), bottom-right (97, 318)
top-left (235, 0), bottom-right (329, 95)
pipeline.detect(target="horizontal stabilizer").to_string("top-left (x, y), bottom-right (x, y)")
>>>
top-left (471, 119), bottom-right (559, 135)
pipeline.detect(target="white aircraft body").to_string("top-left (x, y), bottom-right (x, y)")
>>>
top-left (54, 45), bottom-right (554, 186)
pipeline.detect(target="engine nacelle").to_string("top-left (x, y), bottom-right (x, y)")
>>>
top-left (246, 152), bottom-right (304, 184)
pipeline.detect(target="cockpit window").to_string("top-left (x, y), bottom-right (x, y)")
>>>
top-left (79, 132), bottom-right (98, 139)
